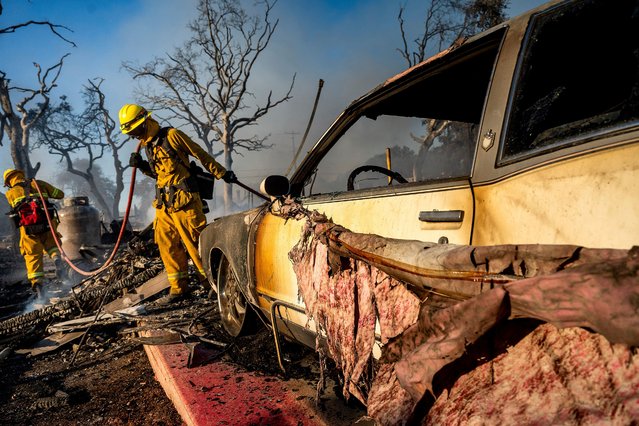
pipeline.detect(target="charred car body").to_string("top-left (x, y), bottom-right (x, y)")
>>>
top-left (200, 0), bottom-right (639, 346)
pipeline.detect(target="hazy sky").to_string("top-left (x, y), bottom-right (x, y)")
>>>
top-left (0, 0), bottom-right (548, 197)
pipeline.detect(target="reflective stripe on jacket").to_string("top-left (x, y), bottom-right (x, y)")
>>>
top-left (6, 179), bottom-right (64, 209)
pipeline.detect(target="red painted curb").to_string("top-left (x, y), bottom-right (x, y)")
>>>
top-left (144, 341), bottom-right (326, 426)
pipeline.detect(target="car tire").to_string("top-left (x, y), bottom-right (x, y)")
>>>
top-left (216, 254), bottom-right (257, 337)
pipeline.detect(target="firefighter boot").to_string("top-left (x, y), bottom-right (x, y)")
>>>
top-left (31, 281), bottom-right (45, 299)
top-left (155, 283), bottom-right (193, 306)
top-left (155, 293), bottom-right (185, 306)
top-left (54, 257), bottom-right (67, 280)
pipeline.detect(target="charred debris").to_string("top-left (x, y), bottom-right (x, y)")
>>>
top-left (0, 220), bottom-right (315, 382)
top-left (0, 226), bottom-right (228, 368)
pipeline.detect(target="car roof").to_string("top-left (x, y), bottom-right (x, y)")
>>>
top-left (345, 0), bottom-right (564, 116)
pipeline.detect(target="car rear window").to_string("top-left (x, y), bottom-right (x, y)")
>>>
top-left (499, 0), bottom-right (639, 164)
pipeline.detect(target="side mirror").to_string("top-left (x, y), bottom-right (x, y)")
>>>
top-left (260, 175), bottom-right (290, 197)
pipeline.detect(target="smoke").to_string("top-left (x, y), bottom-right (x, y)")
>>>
top-left (20, 269), bottom-right (79, 316)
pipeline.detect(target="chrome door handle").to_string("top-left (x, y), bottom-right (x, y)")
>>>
top-left (419, 210), bottom-right (464, 223)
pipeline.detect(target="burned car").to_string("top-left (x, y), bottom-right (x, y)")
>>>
top-left (201, 0), bottom-right (638, 353)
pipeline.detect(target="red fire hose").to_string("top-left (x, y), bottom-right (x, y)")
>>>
top-left (33, 140), bottom-right (267, 277)
top-left (33, 140), bottom-right (143, 277)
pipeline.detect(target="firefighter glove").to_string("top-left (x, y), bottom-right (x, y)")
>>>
top-left (222, 170), bottom-right (237, 183)
top-left (129, 152), bottom-right (152, 175)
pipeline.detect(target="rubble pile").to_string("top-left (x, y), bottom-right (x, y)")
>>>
top-left (0, 260), bottom-right (163, 340)
top-left (282, 199), bottom-right (639, 425)
top-left (0, 226), bottom-right (254, 370)
top-left (0, 218), bottom-right (343, 424)
top-left (0, 235), bottom-right (163, 347)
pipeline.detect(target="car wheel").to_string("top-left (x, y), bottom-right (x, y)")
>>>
top-left (217, 254), bottom-right (256, 337)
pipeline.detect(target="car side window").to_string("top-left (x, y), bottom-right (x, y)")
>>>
top-left (302, 27), bottom-right (507, 197)
top-left (307, 116), bottom-right (476, 195)
top-left (500, 0), bottom-right (639, 164)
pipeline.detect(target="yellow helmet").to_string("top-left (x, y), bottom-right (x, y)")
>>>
top-left (119, 104), bottom-right (150, 134)
top-left (3, 168), bottom-right (24, 187)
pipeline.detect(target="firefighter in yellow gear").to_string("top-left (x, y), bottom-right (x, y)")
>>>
top-left (119, 104), bottom-right (236, 303)
top-left (3, 168), bottom-right (65, 291)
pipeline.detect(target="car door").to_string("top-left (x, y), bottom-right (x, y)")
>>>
top-left (251, 27), bottom-right (509, 327)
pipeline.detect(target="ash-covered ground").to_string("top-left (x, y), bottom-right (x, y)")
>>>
top-left (0, 238), bottom-right (360, 426)
top-left (0, 239), bottom-right (182, 425)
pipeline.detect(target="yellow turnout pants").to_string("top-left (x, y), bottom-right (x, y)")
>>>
top-left (19, 226), bottom-right (61, 286)
top-left (154, 203), bottom-right (207, 295)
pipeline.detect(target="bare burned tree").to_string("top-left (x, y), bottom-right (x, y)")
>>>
top-left (0, 1), bottom-right (75, 177)
top-left (81, 79), bottom-right (130, 220)
top-left (0, 20), bottom-right (75, 47)
top-left (123, 0), bottom-right (294, 212)
top-left (398, 0), bottom-right (508, 179)
top-left (398, 0), bottom-right (508, 68)
top-left (54, 159), bottom-right (116, 209)
top-left (33, 95), bottom-right (115, 220)
top-left (0, 55), bottom-right (69, 178)
top-left (33, 79), bottom-right (130, 221)
top-left (0, 0), bottom-right (75, 47)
